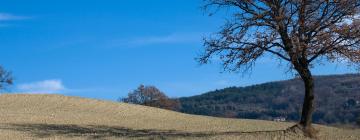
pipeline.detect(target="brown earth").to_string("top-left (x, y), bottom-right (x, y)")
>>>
top-left (0, 94), bottom-right (358, 140)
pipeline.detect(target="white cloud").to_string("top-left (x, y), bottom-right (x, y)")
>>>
top-left (0, 13), bottom-right (29, 21)
top-left (131, 33), bottom-right (201, 45)
top-left (17, 79), bottom-right (66, 94)
top-left (110, 32), bottom-right (205, 47)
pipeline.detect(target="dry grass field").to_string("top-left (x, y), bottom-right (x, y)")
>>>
top-left (0, 94), bottom-right (358, 140)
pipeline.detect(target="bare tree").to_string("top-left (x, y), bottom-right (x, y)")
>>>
top-left (198, 0), bottom-right (360, 136)
top-left (0, 66), bottom-right (13, 90)
top-left (120, 85), bottom-right (180, 111)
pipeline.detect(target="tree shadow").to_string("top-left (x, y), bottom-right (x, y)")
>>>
top-left (0, 123), bottom-right (288, 139)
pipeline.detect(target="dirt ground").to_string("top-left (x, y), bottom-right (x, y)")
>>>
top-left (0, 94), bottom-right (358, 140)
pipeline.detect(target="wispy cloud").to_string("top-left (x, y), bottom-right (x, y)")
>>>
top-left (110, 32), bottom-right (205, 47)
top-left (0, 13), bottom-right (31, 27)
top-left (15, 79), bottom-right (121, 96)
top-left (17, 79), bottom-right (66, 94)
top-left (131, 33), bottom-right (201, 45)
top-left (0, 13), bottom-right (30, 21)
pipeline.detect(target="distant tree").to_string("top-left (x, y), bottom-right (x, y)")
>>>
top-left (0, 66), bottom-right (13, 90)
top-left (198, 0), bottom-right (360, 136)
top-left (357, 117), bottom-right (360, 127)
top-left (343, 99), bottom-right (357, 109)
top-left (120, 85), bottom-right (180, 111)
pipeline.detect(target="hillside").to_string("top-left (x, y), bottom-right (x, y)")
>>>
top-left (180, 74), bottom-right (360, 126)
top-left (0, 94), bottom-right (358, 139)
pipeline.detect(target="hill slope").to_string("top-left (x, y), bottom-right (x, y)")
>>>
top-left (0, 94), bottom-right (358, 139)
top-left (179, 74), bottom-right (360, 125)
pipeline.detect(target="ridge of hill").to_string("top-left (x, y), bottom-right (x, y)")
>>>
top-left (179, 74), bottom-right (360, 126)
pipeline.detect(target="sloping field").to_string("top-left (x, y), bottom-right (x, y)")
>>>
top-left (0, 94), bottom-right (358, 140)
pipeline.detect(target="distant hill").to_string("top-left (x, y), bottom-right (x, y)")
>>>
top-left (179, 74), bottom-right (360, 126)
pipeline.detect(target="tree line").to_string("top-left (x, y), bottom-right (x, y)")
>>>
top-left (179, 74), bottom-right (360, 127)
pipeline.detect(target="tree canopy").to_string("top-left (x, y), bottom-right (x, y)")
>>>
top-left (199, 0), bottom-right (360, 72)
top-left (120, 85), bottom-right (180, 111)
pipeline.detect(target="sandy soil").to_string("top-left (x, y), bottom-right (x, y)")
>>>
top-left (0, 94), bottom-right (358, 140)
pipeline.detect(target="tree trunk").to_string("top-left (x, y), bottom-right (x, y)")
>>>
top-left (296, 66), bottom-right (316, 136)
top-left (299, 73), bottom-right (314, 127)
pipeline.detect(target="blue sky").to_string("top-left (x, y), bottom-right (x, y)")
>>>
top-left (0, 0), bottom-right (356, 100)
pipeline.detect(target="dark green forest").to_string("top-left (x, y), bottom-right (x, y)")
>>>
top-left (179, 74), bottom-right (360, 126)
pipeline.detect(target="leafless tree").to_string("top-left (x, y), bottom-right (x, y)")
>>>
top-left (0, 65), bottom-right (13, 90)
top-left (198, 0), bottom-right (360, 136)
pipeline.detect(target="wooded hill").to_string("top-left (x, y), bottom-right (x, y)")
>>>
top-left (179, 74), bottom-right (360, 126)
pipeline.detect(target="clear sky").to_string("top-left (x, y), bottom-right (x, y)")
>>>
top-left (0, 0), bottom-right (355, 100)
